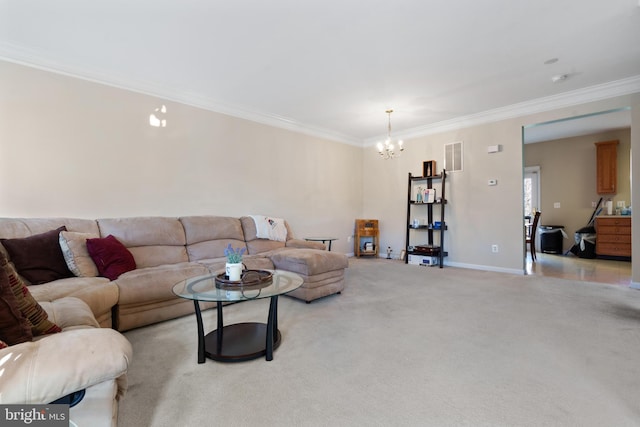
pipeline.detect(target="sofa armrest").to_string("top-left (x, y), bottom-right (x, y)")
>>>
top-left (286, 239), bottom-right (325, 250)
top-left (0, 328), bottom-right (132, 404)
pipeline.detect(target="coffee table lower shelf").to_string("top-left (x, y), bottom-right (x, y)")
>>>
top-left (203, 323), bottom-right (281, 362)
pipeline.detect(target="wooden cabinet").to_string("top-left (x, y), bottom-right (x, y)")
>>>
top-left (355, 219), bottom-right (379, 257)
top-left (595, 216), bottom-right (631, 258)
top-left (595, 140), bottom-right (619, 194)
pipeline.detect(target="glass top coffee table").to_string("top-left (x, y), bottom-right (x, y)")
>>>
top-left (172, 269), bottom-right (303, 363)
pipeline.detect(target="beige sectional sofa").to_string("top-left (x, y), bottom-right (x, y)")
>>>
top-left (0, 214), bottom-right (348, 425)
top-left (0, 250), bottom-right (131, 427)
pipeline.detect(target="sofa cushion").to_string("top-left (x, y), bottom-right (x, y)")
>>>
top-left (269, 248), bottom-right (349, 276)
top-left (1, 226), bottom-right (73, 284)
top-left (39, 297), bottom-right (100, 331)
top-left (114, 262), bottom-right (208, 306)
top-left (86, 235), bottom-right (137, 280)
top-left (3, 257), bottom-right (61, 336)
top-left (195, 255), bottom-right (275, 273)
top-left (98, 217), bottom-right (188, 267)
top-left (27, 276), bottom-right (117, 327)
top-left (180, 216), bottom-right (247, 261)
top-left (0, 252), bottom-right (32, 345)
top-left (59, 231), bottom-right (100, 277)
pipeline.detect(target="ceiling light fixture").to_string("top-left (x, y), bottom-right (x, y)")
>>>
top-left (377, 109), bottom-right (404, 159)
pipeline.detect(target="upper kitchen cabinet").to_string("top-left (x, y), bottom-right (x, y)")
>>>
top-left (595, 140), bottom-right (619, 194)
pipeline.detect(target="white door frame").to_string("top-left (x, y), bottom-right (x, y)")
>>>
top-left (524, 166), bottom-right (541, 262)
top-left (524, 166), bottom-right (541, 216)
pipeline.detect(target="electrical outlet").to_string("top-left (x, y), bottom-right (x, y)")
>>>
top-left (554, 202), bottom-right (561, 209)
top-left (617, 201), bottom-right (625, 208)
top-left (592, 201), bottom-right (598, 208)
top-left (491, 245), bottom-right (499, 253)
top-left (347, 235), bottom-right (353, 242)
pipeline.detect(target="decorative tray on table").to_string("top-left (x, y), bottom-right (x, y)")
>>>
top-left (214, 269), bottom-right (273, 290)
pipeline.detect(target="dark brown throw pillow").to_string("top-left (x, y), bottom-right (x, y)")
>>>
top-left (0, 252), bottom-right (33, 346)
top-left (2, 226), bottom-right (73, 284)
top-left (86, 235), bottom-right (136, 280)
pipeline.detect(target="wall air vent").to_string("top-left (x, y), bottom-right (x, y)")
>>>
top-left (444, 141), bottom-right (463, 172)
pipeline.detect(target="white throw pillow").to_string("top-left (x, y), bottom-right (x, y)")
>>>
top-left (59, 231), bottom-right (99, 277)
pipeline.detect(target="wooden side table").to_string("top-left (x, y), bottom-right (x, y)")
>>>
top-left (304, 237), bottom-right (338, 251)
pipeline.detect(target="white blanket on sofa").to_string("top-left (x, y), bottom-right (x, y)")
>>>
top-left (250, 215), bottom-right (288, 242)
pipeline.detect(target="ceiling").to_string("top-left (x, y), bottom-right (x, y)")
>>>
top-left (1, 0), bottom-right (639, 145)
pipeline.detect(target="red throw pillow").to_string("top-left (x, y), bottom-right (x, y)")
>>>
top-left (1, 226), bottom-right (73, 284)
top-left (86, 235), bottom-right (136, 280)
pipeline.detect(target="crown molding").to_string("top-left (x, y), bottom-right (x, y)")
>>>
top-left (2, 41), bottom-right (638, 148)
top-left (0, 42), bottom-right (362, 147)
top-left (364, 75), bottom-right (640, 146)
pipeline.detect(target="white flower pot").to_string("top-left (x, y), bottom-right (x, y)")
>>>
top-left (225, 263), bottom-right (242, 281)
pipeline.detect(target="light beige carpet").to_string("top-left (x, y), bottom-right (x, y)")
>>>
top-left (119, 258), bottom-right (640, 426)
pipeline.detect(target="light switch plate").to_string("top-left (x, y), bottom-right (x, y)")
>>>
top-left (554, 202), bottom-right (561, 208)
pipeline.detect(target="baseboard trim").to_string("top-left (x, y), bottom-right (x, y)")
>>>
top-left (445, 261), bottom-right (524, 275)
top-left (347, 255), bottom-right (524, 275)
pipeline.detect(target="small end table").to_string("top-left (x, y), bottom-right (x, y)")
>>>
top-left (304, 237), bottom-right (338, 251)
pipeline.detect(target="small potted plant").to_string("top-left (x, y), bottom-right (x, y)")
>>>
top-left (224, 243), bottom-right (246, 281)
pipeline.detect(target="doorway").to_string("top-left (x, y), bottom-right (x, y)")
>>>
top-left (522, 108), bottom-right (632, 285)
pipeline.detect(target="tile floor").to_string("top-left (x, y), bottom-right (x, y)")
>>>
top-left (526, 250), bottom-right (632, 286)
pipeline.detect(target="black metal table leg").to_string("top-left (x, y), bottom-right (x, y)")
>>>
top-left (266, 295), bottom-right (278, 361)
top-left (216, 301), bottom-right (223, 354)
top-left (194, 300), bottom-right (205, 364)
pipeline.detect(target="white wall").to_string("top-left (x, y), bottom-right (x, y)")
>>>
top-left (0, 61), bottom-right (363, 254)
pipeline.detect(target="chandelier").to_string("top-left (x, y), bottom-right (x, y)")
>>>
top-left (376, 109), bottom-right (404, 159)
